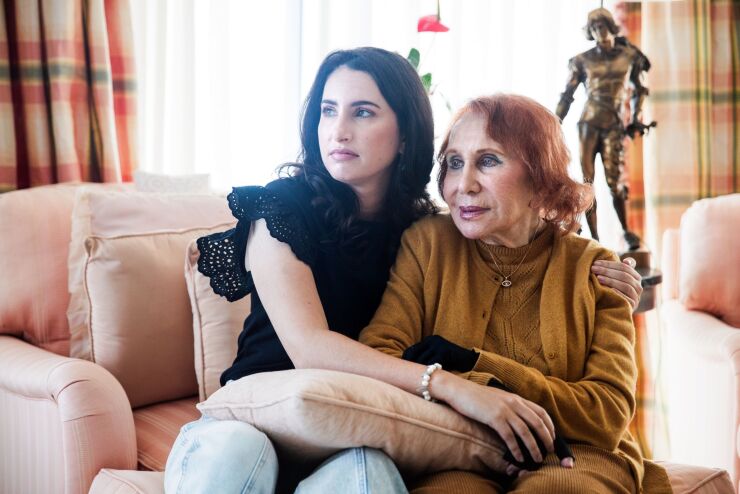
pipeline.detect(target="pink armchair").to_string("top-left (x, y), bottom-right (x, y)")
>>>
top-left (0, 336), bottom-right (137, 493)
top-left (0, 183), bottom-right (227, 494)
top-left (661, 194), bottom-right (740, 492)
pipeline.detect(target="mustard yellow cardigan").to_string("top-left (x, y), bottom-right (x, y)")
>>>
top-left (360, 214), bottom-right (671, 493)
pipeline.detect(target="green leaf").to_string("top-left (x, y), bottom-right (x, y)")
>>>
top-left (421, 73), bottom-right (432, 92)
top-left (407, 48), bottom-right (420, 70)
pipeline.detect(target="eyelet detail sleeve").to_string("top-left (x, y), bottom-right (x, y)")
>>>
top-left (196, 181), bottom-right (318, 301)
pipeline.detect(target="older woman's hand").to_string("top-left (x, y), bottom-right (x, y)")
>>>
top-left (432, 371), bottom-right (555, 466)
top-left (591, 258), bottom-right (643, 311)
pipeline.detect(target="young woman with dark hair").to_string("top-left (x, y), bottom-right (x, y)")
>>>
top-left (296, 47), bottom-right (437, 237)
top-left (164, 48), bottom-right (643, 494)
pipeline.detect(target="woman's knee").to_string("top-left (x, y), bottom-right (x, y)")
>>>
top-left (360, 447), bottom-right (402, 477)
top-left (296, 447), bottom-right (407, 494)
top-left (165, 417), bottom-right (278, 494)
top-left (350, 447), bottom-right (407, 493)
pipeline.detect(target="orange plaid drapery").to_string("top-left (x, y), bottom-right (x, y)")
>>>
top-left (641, 0), bottom-right (739, 242)
top-left (0, 0), bottom-right (136, 192)
top-left (612, 1), bottom-right (666, 461)
top-left (614, 0), bottom-right (740, 460)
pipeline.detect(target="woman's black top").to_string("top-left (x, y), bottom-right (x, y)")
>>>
top-left (197, 177), bottom-right (398, 385)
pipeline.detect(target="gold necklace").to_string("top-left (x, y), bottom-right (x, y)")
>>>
top-left (479, 220), bottom-right (543, 288)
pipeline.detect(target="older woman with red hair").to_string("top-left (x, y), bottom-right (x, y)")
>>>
top-left (360, 94), bottom-right (671, 493)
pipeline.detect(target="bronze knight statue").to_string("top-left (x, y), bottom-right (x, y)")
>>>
top-left (556, 8), bottom-right (655, 251)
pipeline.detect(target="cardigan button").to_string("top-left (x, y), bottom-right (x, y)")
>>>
top-left (547, 352), bottom-right (557, 359)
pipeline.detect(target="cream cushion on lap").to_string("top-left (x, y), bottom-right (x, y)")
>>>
top-left (185, 239), bottom-right (247, 401)
top-left (67, 188), bottom-right (235, 407)
top-left (197, 369), bottom-right (507, 476)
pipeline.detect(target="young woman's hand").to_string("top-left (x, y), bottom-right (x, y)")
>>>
top-left (432, 372), bottom-right (555, 465)
top-left (591, 257), bottom-right (642, 311)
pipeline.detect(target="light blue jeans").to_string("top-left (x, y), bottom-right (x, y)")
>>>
top-left (164, 416), bottom-right (408, 494)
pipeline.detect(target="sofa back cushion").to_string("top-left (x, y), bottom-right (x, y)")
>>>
top-left (68, 189), bottom-right (235, 407)
top-left (679, 193), bottom-right (740, 328)
top-left (0, 183), bottom-right (129, 356)
top-left (185, 240), bottom-right (246, 401)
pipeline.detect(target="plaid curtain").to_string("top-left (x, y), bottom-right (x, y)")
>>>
top-left (611, 2), bottom-right (664, 461)
top-left (0, 0), bottom-right (136, 192)
top-left (614, 0), bottom-right (740, 459)
top-left (641, 0), bottom-right (739, 247)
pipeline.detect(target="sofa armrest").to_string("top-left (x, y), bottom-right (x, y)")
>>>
top-left (89, 469), bottom-right (164, 494)
top-left (0, 335), bottom-right (137, 494)
top-left (662, 301), bottom-right (740, 364)
top-left (661, 301), bottom-right (740, 487)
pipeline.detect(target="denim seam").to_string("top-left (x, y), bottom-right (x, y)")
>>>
top-left (355, 447), bottom-right (369, 494)
top-left (240, 433), bottom-right (272, 494)
top-left (174, 434), bottom-right (200, 494)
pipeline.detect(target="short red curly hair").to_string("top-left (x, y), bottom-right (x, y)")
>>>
top-left (437, 93), bottom-right (593, 233)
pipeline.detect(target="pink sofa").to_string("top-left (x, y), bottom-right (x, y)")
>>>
top-left (0, 183), bottom-right (734, 494)
top-left (0, 183), bottom-right (215, 494)
top-left (661, 194), bottom-right (740, 493)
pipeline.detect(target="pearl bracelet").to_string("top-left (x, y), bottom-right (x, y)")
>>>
top-left (419, 363), bottom-right (442, 401)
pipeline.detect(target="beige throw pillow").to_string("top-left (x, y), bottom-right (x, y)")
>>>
top-left (197, 369), bottom-right (507, 476)
top-left (185, 239), bottom-right (247, 401)
top-left (67, 188), bottom-right (236, 407)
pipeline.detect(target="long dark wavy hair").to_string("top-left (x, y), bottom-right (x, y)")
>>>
top-left (281, 47), bottom-right (437, 246)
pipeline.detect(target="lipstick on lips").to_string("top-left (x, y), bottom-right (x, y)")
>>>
top-left (458, 205), bottom-right (488, 220)
top-left (329, 148), bottom-right (359, 161)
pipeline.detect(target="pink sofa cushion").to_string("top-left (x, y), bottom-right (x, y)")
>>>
top-left (679, 194), bottom-right (740, 328)
top-left (133, 396), bottom-right (200, 471)
top-left (0, 183), bottom-right (129, 356)
top-left (659, 461), bottom-right (734, 493)
top-left (67, 189), bottom-right (235, 407)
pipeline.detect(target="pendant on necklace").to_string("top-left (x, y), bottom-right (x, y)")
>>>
top-left (502, 278), bottom-right (512, 287)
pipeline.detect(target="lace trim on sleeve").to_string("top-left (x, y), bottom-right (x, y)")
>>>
top-left (197, 225), bottom-right (251, 302)
top-left (196, 185), bottom-right (317, 301)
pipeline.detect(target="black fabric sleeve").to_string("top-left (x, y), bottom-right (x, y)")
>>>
top-left (196, 178), bottom-right (319, 302)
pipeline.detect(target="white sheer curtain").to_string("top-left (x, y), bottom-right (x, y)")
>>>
top-left (129, 0), bottom-right (624, 246)
top-left (130, 0), bottom-right (303, 190)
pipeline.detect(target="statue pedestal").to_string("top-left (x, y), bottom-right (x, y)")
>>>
top-left (619, 248), bottom-right (662, 313)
